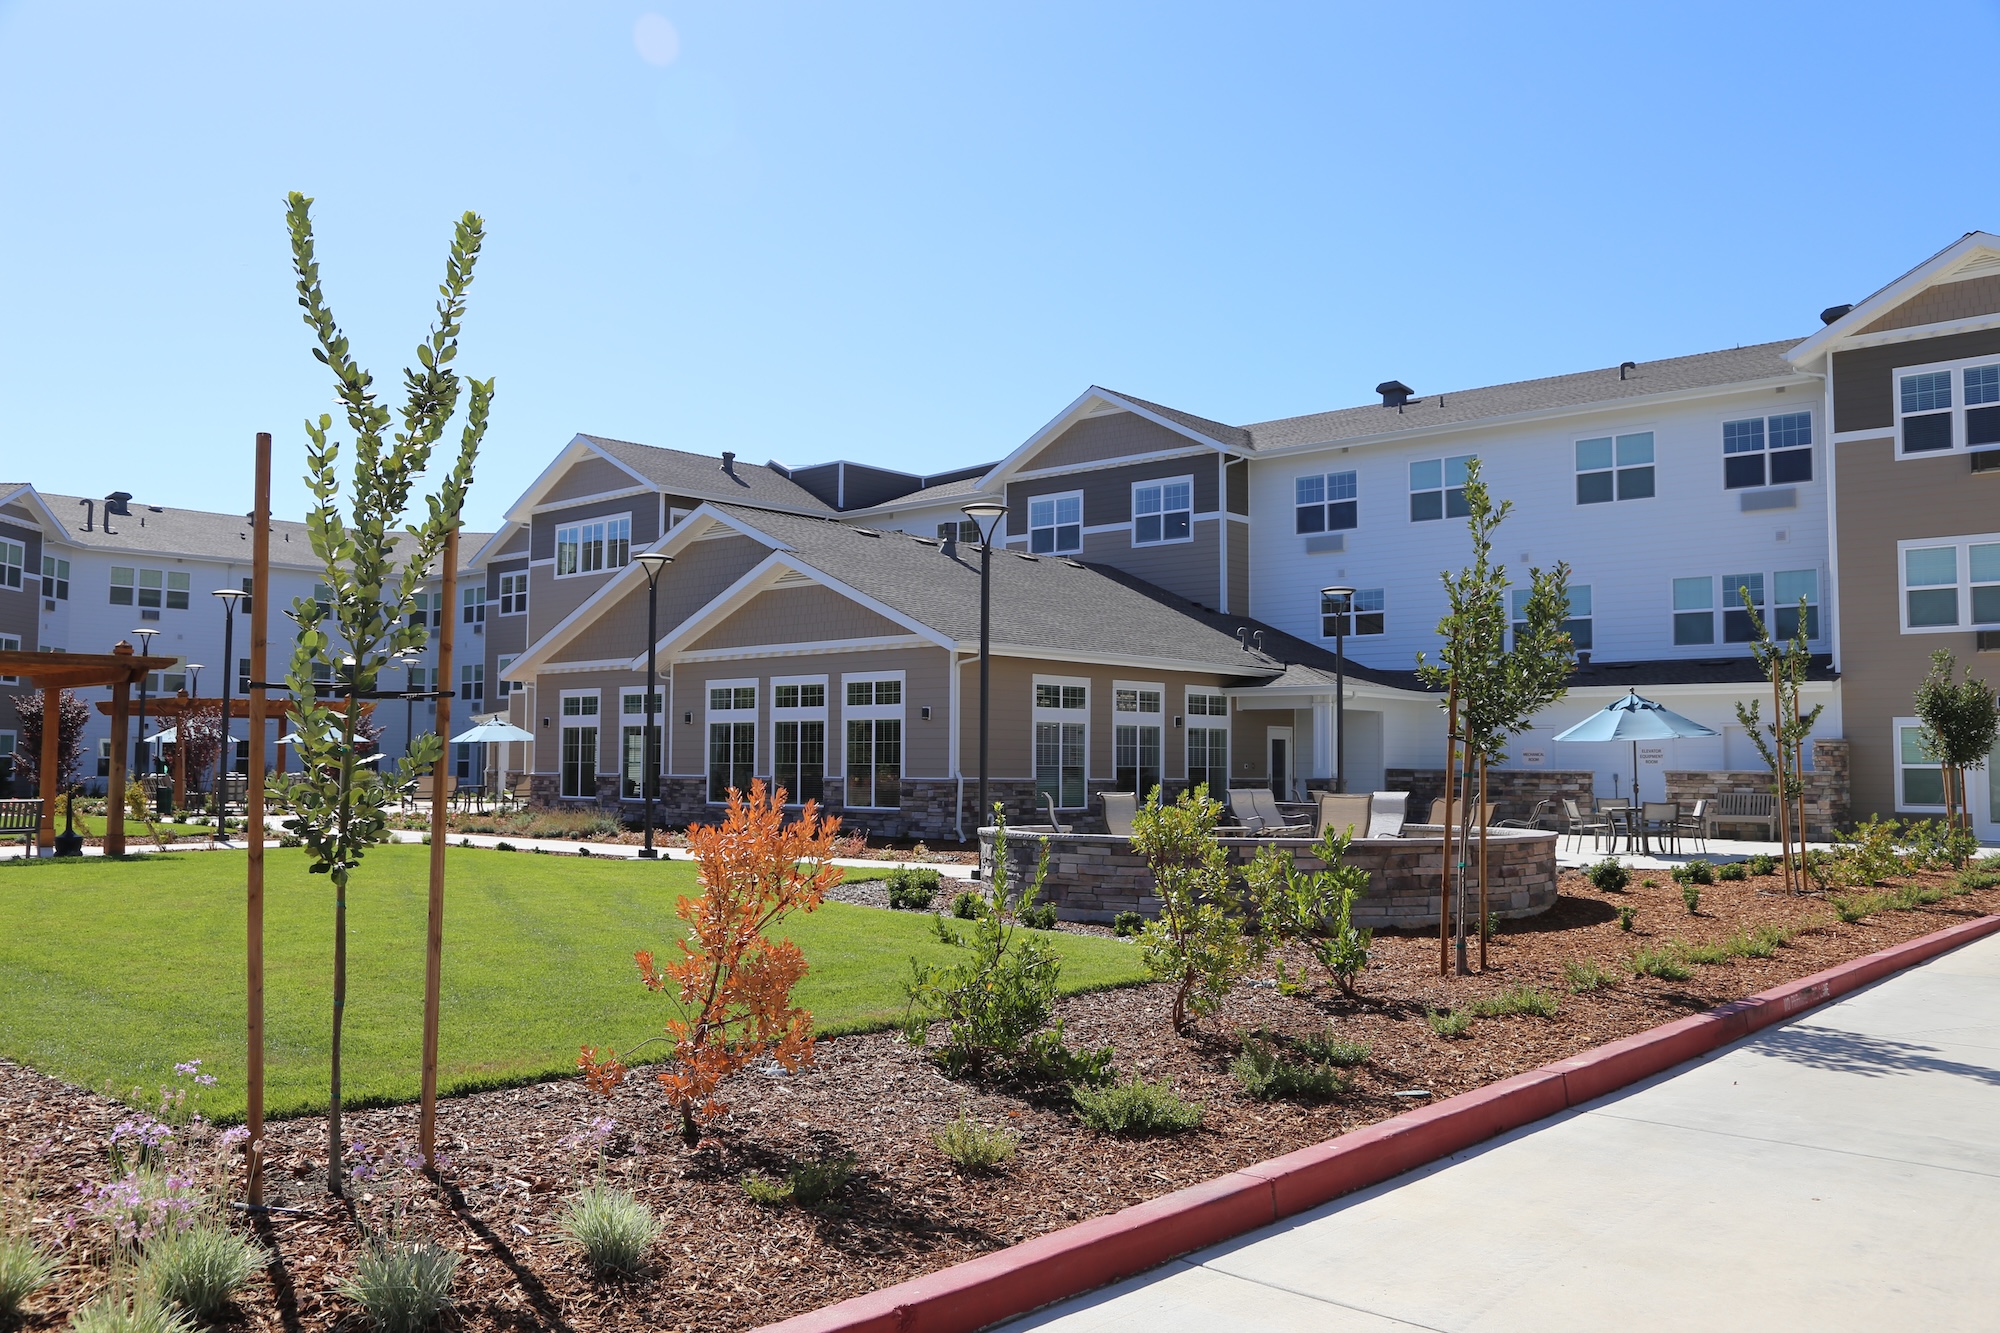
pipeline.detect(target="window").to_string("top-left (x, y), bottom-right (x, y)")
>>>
top-left (1899, 535), bottom-right (2000, 632)
top-left (555, 514), bottom-right (633, 577)
top-left (1320, 588), bottom-right (1385, 638)
top-left (1294, 471), bottom-right (1359, 534)
top-left (1512, 585), bottom-right (1592, 651)
top-left (1186, 690), bottom-right (1228, 798)
top-left (459, 663), bottom-right (484, 705)
top-left (0, 540), bottom-right (20, 590)
top-left (1131, 478), bottom-right (1192, 546)
top-left (668, 507), bottom-right (694, 530)
top-left (1774, 569), bottom-right (1819, 641)
top-left (239, 576), bottom-right (253, 616)
top-left (1410, 456), bottom-right (1474, 522)
top-left (1672, 577), bottom-right (1713, 645)
top-left (237, 658), bottom-right (251, 695)
top-left (1032, 677), bottom-right (1088, 809)
top-left (1027, 492), bottom-right (1082, 555)
top-left (0, 733), bottom-right (13, 785)
top-left (108, 567), bottom-right (189, 609)
top-left (1896, 720), bottom-right (1946, 809)
top-left (559, 693), bottom-right (599, 799)
top-left (498, 571), bottom-right (529, 616)
top-left (1113, 684), bottom-right (1164, 798)
top-left (843, 674), bottom-right (903, 809)
top-left (936, 520), bottom-right (979, 545)
top-left (0, 634), bottom-right (17, 685)
top-left (407, 591), bottom-right (441, 628)
top-left (1575, 433), bottom-right (1655, 504)
top-left (1722, 573), bottom-right (1765, 643)
top-left (706, 680), bottom-right (756, 803)
top-left (1723, 413), bottom-right (1813, 489)
top-left (312, 582), bottom-right (332, 616)
top-left (496, 655), bottom-right (517, 699)
top-left (773, 677), bottom-right (827, 805)
top-left (1895, 357), bottom-right (2000, 456)
top-left (620, 689), bottom-right (663, 800)
top-left (462, 585), bottom-right (487, 624)
top-left (41, 557), bottom-right (68, 600)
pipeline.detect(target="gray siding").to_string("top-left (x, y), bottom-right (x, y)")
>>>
top-left (1022, 411), bottom-right (1205, 472)
top-left (543, 455), bottom-right (643, 504)
top-left (1006, 456), bottom-right (1220, 530)
top-left (1228, 520), bottom-right (1250, 615)
top-left (1833, 327), bottom-right (2000, 433)
top-left (689, 585), bottom-right (905, 650)
top-left (529, 494), bottom-right (659, 561)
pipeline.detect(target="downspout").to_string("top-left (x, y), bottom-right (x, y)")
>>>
top-left (951, 646), bottom-right (965, 840)
top-left (1217, 453), bottom-right (1229, 613)
top-left (1821, 358), bottom-right (1841, 677)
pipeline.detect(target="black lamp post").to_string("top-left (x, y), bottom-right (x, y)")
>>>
top-left (634, 551), bottom-right (673, 859)
top-left (212, 588), bottom-right (245, 840)
top-left (131, 628), bottom-right (158, 776)
top-left (961, 502), bottom-right (1008, 839)
top-left (1321, 586), bottom-right (1355, 794)
top-left (396, 649), bottom-right (423, 762)
top-left (185, 664), bottom-right (204, 809)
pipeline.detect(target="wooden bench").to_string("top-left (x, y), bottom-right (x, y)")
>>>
top-left (1704, 792), bottom-right (1779, 841)
top-left (0, 798), bottom-right (40, 855)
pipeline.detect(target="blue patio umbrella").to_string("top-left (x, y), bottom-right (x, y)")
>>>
top-left (1550, 691), bottom-right (1718, 802)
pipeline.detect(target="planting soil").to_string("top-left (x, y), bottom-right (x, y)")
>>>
top-left (3, 862), bottom-right (1996, 1331)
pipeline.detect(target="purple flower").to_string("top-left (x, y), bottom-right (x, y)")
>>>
top-left (219, 1126), bottom-right (250, 1151)
top-left (194, 1074), bottom-right (217, 1087)
top-left (174, 1060), bottom-right (202, 1077)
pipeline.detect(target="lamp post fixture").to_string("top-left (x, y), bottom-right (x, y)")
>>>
top-left (396, 649), bottom-right (424, 761)
top-left (131, 628), bottom-right (159, 777)
top-left (961, 502), bottom-right (1008, 841)
top-left (212, 589), bottom-right (246, 840)
top-left (634, 552), bottom-right (674, 859)
top-left (1320, 586), bottom-right (1355, 794)
top-left (184, 665), bottom-right (205, 808)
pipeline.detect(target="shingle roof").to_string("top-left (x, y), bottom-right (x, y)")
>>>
top-left (581, 436), bottom-right (835, 513)
top-left (1099, 390), bottom-right (1253, 451)
top-left (712, 505), bottom-right (1287, 676)
top-left (1567, 655), bottom-right (1838, 688)
top-left (875, 474), bottom-right (990, 504)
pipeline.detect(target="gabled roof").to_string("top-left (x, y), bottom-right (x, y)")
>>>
top-left (0, 484), bottom-right (68, 537)
top-left (38, 492), bottom-right (322, 566)
top-left (581, 435), bottom-right (835, 513)
top-left (1786, 231), bottom-right (2000, 369)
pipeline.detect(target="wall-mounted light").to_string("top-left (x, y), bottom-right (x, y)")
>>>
top-left (920, 705), bottom-right (932, 720)
top-left (683, 711), bottom-right (693, 725)
top-left (542, 717), bottom-right (550, 728)
top-left (1174, 714), bottom-right (1183, 729)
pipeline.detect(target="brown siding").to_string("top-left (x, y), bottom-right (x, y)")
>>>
top-left (543, 454), bottom-right (644, 504)
top-left (1065, 523), bottom-right (1222, 607)
top-left (495, 528), bottom-right (529, 557)
top-left (529, 494), bottom-right (659, 561)
top-left (1833, 328), bottom-right (2000, 433)
top-left (528, 668), bottom-right (635, 779)
top-left (557, 533), bottom-right (770, 663)
top-left (1228, 520), bottom-right (1250, 614)
top-left (1022, 411), bottom-right (1207, 472)
top-left (689, 585), bottom-right (905, 650)
top-left (1226, 457), bottom-right (1250, 515)
top-left (1859, 274), bottom-right (2000, 335)
top-left (954, 658), bottom-right (1239, 783)
top-left (1006, 457), bottom-right (1220, 529)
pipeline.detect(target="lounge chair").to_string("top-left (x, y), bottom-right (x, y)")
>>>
top-left (1365, 791), bottom-right (1408, 839)
top-left (1100, 791), bottom-right (1137, 837)
top-left (1228, 788), bottom-right (1310, 834)
top-left (1040, 790), bottom-right (1072, 834)
top-left (1315, 792), bottom-right (1372, 839)
top-left (1562, 798), bottom-right (1613, 854)
top-left (1424, 798), bottom-right (1497, 828)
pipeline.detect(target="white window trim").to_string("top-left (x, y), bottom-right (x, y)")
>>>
top-left (1129, 476), bottom-right (1195, 548)
top-left (1185, 686), bottom-right (1229, 718)
top-left (1026, 490), bottom-right (1084, 555)
top-left (0, 633), bottom-right (18, 684)
top-left (559, 688), bottom-right (601, 716)
top-left (771, 673), bottom-right (830, 717)
top-left (1319, 587), bottom-right (1386, 640)
top-left (0, 539), bottom-right (22, 591)
top-left (1112, 680), bottom-right (1166, 715)
top-left (705, 677), bottom-right (759, 717)
top-left (1720, 410), bottom-right (1815, 492)
top-left (840, 669), bottom-right (907, 719)
top-left (1896, 532), bottom-right (2000, 634)
top-left (497, 570), bottom-right (529, 616)
top-left (620, 685), bottom-right (665, 716)
top-left (553, 511), bottom-right (635, 579)
top-left (1893, 716), bottom-right (1949, 814)
top-left (772, 674), bottom-right (829, 805)
top-left (1892, 352), bottom-right (2000, 459)
top-left (557, 688), bottom-right (602, 801)
top-left (1293, 469), bottom-right (1359, 536)
top-left (495, 655), bottom-right (517, 699)
top-left (1031, 674), bottom-right (1090, 809)
top-left (1408, 454), bottom-right (1477, 522)
top-left (617, 686), bottom-right (664, 802)
top-left (1573, 431), bottom-right (1657, 506)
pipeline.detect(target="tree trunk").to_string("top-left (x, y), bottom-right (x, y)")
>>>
top-left (1477, 757), bottom-right (1490, 972)
top-left (327, 865), bottom-right (347, 1196)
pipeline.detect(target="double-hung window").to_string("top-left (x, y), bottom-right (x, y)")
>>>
top-left (1773, 569), bottom-right (1819, 640)
top-left (1895, 719), bottom-right (1947, 809)
top-left (1722, 574), bottom-right (1765, 643)
top-left (1512, 585), bottom-right (1592, 650)
top-left (459, 663), bottom-right (484, 706)
top-left (559, 692), bottom-right (600, 799)
top-left (843, 676), bottom-right (903, 809)
top-left (462, 584), bottom-right (487, 624)
top-left (40, 556), bottom-right (67, 600)
top-left (1895, 357), bottom-right (2000, 456)
top-left (1410, 456), bottom-right (1473, 521)
top-left (1131, 478), bottom-right (1192, 546)
top-left (1112, 683), bottom-right (1164, 799)
top-left (1673, 577), bottom-right (1715, 645)
top-left (0, 540), bottom-right (21, 590)
top-left (1028, 492), bottom-right (1082, 555)
top-left (407, 591), bottom-right (441, 628)
top-left (620, 688), bottom-right (664, 800)
top-left (1033, 678), bottom-right (1088, 809)
top-left (707, 682), bottom-right (757, 803)
top-left (109, 567), bottom-right (189, 609)
top-left (497, 571), bottom-right (529, 616)
top-left (1899, 535), bottom-right (2000, 631)
top-left (1185, 690), bottom-right (1228, 798)
top-left (936, 520), bottom-right (979, 545)
top-left (1576, 433), bottom-right (1655, 504)
top-left (1673, 570), bottom-right (1820, 644)
top-left (555, 514), bottom-right (633, 576)
top-left (237, 658), bottom-right (252, 695)
top-left (1723, 413), bottom-right (1813, 489)
top-left (0, 634), bottom-right (17, 684)
top-left (1294, 471), bottom-right (1358, 534)
top-left (773, 678), bottom-right (827, 805)
top-left (495, 655), bottom-right (517, 700)
top-left (1320, 588), bottom-right (1385, 638)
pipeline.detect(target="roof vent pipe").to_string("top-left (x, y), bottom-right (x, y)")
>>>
top-left (103, 491), bottom-right (132, 535)
top-left (1236, 627), bottom-right (1250, 650)
top-left (77, 498), bottom-right (94, 532)
top-left (1619, 361), bottom-right (1636, 380)
top-left (720, 450), bottom-right (736, 477)
top-left (1375, 380), bottom-right (1414, 410)
top-left (1820, 303), bottom-right (1855, 326)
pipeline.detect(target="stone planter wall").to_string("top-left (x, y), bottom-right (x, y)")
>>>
top-left (1384, 769), bottom-right (1596, 824)
top-left (978, 825), bottom-right (1559, 929)
top-left (1665, 739), bottom-right (1850, 840)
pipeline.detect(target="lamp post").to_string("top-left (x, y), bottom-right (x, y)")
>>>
top-left (212, 588), bottom-right (245, 840)
top-left (396, 649), bottom-right (423, 762)
top-left (634, 552), bottom-right (673, 859)
top-left (1320, 586), bottom-right (1355, 794)
top-left (961, 502), bottom-right (1008, 840)
top-left (131, 628), bottom-right (158, 777)
top-left (185, 665), bottom-right (204, 812)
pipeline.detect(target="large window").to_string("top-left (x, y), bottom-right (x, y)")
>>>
top-left (1027, 492), bottom-right (1082, 555)
top-left (1295, 471), bottom-right (1358, 534)
top-left (1033, 678), bottom-right (1088, 809)
top-left (0, 635), bottom-right (17, 685)
top-left (407, 591), bottom-right (442, 628)
top-left (620, 689), bottom-right (663, 801)
top-left (1112, 683), bottom-right (1163, 799)
top-left (462, 585), bottom-right (487, 624)
top-left (1186, 690), bottom-right (1228, 798)
top-left (0, 540), bottom-right (20, 590)
top-left (1723, 413), bottom-right (1813, 489)
top-left (936, 520), bottom-right (979, 545)
top-left (555, 514), bottom-right (633, 577)
top-left (773, 677), bottom-right (827, 805)
top-left (1899, 534), bottom-right (2000, 632)
top-left (1722, 573), bottom-right (1765, 643)
top-left (706, 681), bottom-right (756, 803)
top-left (1576, 432), bottom-right (1655, 504)
top-left (498, 571), bottom-right (528, 616)
top-left (559, 692), bottom-right (599, 799)
top-left (843, 676), bottom-right (903, 809)
top-left (1513, 585), bottom-right (1592, 650)
top-left (1774, 569), bottom-right (1820, 640)
top-left (459, 663), bottom-right (484, 706)
top-left (1896, 356), bottom-right (2000, 456)
top-left (1672, 570), bottom-right (1819, 644)
top-left (40, 556), bottom-right (68, 600)
top-left (1673, 577), bottom-right (1715, 645)
top-left (1410, 456), bottom-right (1473, 522)
top-left (109, 567), bottom-right (190, 609)
top-left (1895, 719), bottom-right (1946, 810)
top-left (495, 655), bottom-right (517, 700)
top-left (1131, 478), bottom-right (1192, 546)
top-left (1320, 588), bottom-right (1385, 638)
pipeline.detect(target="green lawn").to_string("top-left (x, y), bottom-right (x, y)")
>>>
top-left (0, 845), bottom-right (1144, 1121)
top-left (62, 812), bottom-right (223, 839)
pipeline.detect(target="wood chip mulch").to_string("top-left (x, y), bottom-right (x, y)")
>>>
top-left (3, 866), bottom-right (1996, 1331)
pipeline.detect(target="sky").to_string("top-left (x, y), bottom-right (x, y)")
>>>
top-left (4, 1), bottom-right (2000, 533)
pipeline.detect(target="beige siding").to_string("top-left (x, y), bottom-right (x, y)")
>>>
top-left (529, 667), bottom-right (636, 781)
top-left (1228, 520), bottom-right (1250, 614)
top-left (1067, 523), bottom-right (1222, 607)
top-left (954, 657), bottom-right (1240, 783)
top-left (1859, 274), bottom-right (2000, 335)
top-left (1833, 328), bottom-right (2000, 433)
top-left (543, 454), bottom-right (643, 504)
top-left (558, 533), bottom-right (771, 663)
top-left (1006, 456), bottom-right (1220, 529)
top-left (495, 528), bottom-right (529, 557)
top-left (1021, 411), bottom-right (1206, 472)
top-left (689, 584), bottom-right (905, 650)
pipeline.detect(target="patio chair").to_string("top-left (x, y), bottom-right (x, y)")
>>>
top-left (1641, 802), bottom-right (1680, 854)
top-left (1424, 798), bottom-right (1497, 828)
top-left (1494, 799), bottom-right (1555, 831)
top-left (501, 773), bottom-right (533, 812)
top-left (1100, 791), bottom-right (1137, 838)
top-left (1675, 799), bottom-right (1710, 855)
top-left (1228, 788), bottom-right (1309, 835)
top-left (1315, 792), bottom-right (1372, 840)
top-left (1365, 791), bottom-right (1408, 839)
top-left (1039, 790), bottom-right (1072, 834)
top-left (1562, 798), bottom-right (1614, 854)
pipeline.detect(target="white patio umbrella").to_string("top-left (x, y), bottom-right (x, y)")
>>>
top-left (1550, 691), bottom-right (1718, 803)
top-left (450, 720), bottom-right (536, 795)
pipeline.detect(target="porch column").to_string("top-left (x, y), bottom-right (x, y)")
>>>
top-left (1310, 693), bottom-right (1335, 784)
top-left (107, 658), bottom-right (131, 856)
top-left (38, 685), bottom-right (60, 852)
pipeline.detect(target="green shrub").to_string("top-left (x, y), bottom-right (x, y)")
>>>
top-left (1072, 1076), bottom-right (1205, 1136)
top-left (1563, 958), bottom-right (1616, 992)
top-left (1832, 892), bottom-right (1885, 923)
top-left (1681, 883), bottom-right (1701, 914)
top-left (1426, 1008), bottom-right (1472, 1038)
top-left (493, 840), bottom-right (516, 852)
top-left (1753, 923), bottom-right (1793, 952)
top-left (1132, 788), bottom-right (1271, 1031)
top-left (1717, 861), bottom-right (1747, 882)
top-left (1245, 827), bottom-right (1373, 999)
top-left (1642, 878), bottom-right (1659, 888)
top-left (65, 1293), bottom-right (196, 1333)
top-left (1632, 944), bottom-right (1692, 981)
top-left (885, 867), bottom-right (942, 911)
top-left (950, 890), bottom-right (981, 920)
top-left (1745, 853), bottom-right (1778, 876)
top-left (0, 1234), bottom-right (56, 1318)
top-left (1019, 901), bottom-right (1059, 930)
top-left (741, 1173), bottom-right (792, 1207)
top-left (1466, 985), bottom-right (1560, 1018)
top-left (1294, 1030), bottom-right (1371, 1066)
top-left (1112, 910), bottom-right (1145, 937)
top-left (1682, 939), bottom-right (1732, 966)
top-left (1671, 860), bottom-right (1714, 886)
top-left (932, 1111), bottom-right (1018, 1173)
top-left (788, 1153), bottom-right (858, 1207)
top-left (145, 1220), bottom-right (261, 1318)
top-left (1585, 858), bottom-right (1629, 892)
top-left (1833, 817), bottom-right (1908, 886)
top-left (1616, 905), bottom-right (1637, 931)
top-left (1230, 1041), bottom-right (1351, 1101)
top-left (557, 1183), bottom-right (660, 1276)
top-left (340, 1238), bottom-right (460, 1333)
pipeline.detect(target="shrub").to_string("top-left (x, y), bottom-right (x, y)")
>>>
top-left (1019, 901), bottom-right (1059, 931)
top-left (1745, 853), bottom-right (1778, 876)
top-left (1230, 1042), bottom-right (1350, 1101)
top-left (340, 1238), bottom-right (460, 1333)
top-left (1735, 929), bottom-right (1775, 959)
top-left (1717, 861), bottom-right (1747, 882)
top-left (1671, 860), bottom-right (1714, 886)
top-left (1682, 940), bottom-right (1732, 966)
top-left (494, 840), bottom-right (516, 852)
top-left (1632, 944), bottom-right (1692, 981)
top-left (885, 867), bottom-right (942, 911)
top-left (1835, 817), bottom-right (1907, 886)
top-left (932, 1112), bottom-right (1018, 1173)
top-left (65, 1293), bottom-right (196, 1333)
top-left (1585, 858), bottom-right (1629, 892)
top-left (1642, 877), bottom-right (1658, 888)
top-left (1072, 1076), bottom-right (1205, 1136)
top-left (0, 1234), bottom-right (56, 1318)
top-left (557, 1183), bottom-right (660, 1276)
top-left (1294, 1030), bottom-right (1371, 1066)
top-left (1681, 883), bottom-right (1701, 915)
top-left (1131, 788), bottom-right (1270, 1031)
top-left (951, 890), bottom-right (981, 920)
top-left (580, 781), bottom-right (840, 1146)
top-left (1616, 905), bottom-right (1637, 931)
top-left (1245, 826), bottom-right (1373, 999)
top-left (145, 1220), bottom-right (262, 1318)
top-left (1426, 1008), bottom-right (1472, 1038)
top-left (788, 1153), bottom-right (857, 1207)
top-left (1466, 985), bottom-right (1559, 1018)
top-left (741, 1173), bottom-right (792, 1207)
top-left (1112, 910), bottom-right (1145, 937)
top-left (1563, 958), bottom-right (1616, 992)
top-left (1832, 892), bottom-right (1884, 924)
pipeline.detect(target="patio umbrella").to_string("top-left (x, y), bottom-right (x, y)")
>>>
top-left (450, 721), bottom-right (536, 795)
top-left (1550, 691), bottom-right (1718, 802)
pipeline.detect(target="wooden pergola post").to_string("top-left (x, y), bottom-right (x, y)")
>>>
top-left (421, 525), bottom-right (459, 1169)
top-left (38, 687), bottom-right (60, 851)
top-left (173, 689), bottom-right (189, 812)
top-left (246, 430), bottom-right (272, 1205)
top-left (106, 648), bottom-right (131, 856)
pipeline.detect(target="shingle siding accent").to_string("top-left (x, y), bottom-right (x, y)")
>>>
top-left (1021, 411), bottom-right (1210, 473)
top-left (688, 585), bottom-right (905, 650)
top-left (1858, 274), bottom-right (2000, 335)
top-left (541, 455), bottom-right (644, 505)
top-left (556, 532), bottom-right (769, 663)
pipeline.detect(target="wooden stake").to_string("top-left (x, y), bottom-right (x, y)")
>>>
top-left (174, 690), bottom-right (188, 813)
top-left (106, 660), bottom-right (129, 857)
top-left (1770, 656), bottom-right (1793, 894)
top-left (1791, 686), bottom-right (1808, 856)
top-left (38, 686), bottom-right (60, 850)
top-left (1439, 684), bottom-right (1457, 977)
top-left (1477, 756), bottom-right (1490, 972)
top-left (420, 525), bottom-right (458, 1170)
top-left (246, 432), bottom-right (272, 1206)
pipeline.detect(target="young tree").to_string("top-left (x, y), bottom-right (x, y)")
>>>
top-left (1914, 648), bottom-right (1999, 849)
top-left (1246, 826), bottom-right (1373, 999)
top-left (10, 689), bottom-right (90, 793)
top-left (271, 192), bottom-right (491, 1194)
top-left (1733, 590), bottom-right (1825, 891)
top-left (1130, 786), bottom-right (1269, 1032)
top-left (177, 699), bottom-right (227, 794)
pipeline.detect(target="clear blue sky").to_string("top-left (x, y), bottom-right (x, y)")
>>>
top-left (3, 1), bottom-right (1997, 532)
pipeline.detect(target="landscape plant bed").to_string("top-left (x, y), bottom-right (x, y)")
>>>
top-left (3, 860), bottom-right (1996, 1331)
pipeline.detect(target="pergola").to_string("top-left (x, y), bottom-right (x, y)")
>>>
top-left (95, 692), bottom-right (377, 810)
top-left (0, 643), bottom-right (178, 854)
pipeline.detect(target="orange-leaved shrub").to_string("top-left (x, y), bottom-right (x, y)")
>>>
top-left (580, 780), bottom-right (841, 1145)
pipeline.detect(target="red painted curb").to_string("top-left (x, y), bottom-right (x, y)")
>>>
top-left (759, 911), bottom-right (2000, 1333)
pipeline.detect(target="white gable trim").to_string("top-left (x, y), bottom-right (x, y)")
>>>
top-left (1788, 232), bottom-right (2000, 369)
top-left (981, 387), bottom-right (1242, 494)
top-left (636, 554), bottom-right (952, 669)
top-left (0, 485), bottom-right (70, 540)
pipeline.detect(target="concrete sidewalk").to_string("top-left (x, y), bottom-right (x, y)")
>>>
top-left (1008, 931), bottom-right (2000, 1333)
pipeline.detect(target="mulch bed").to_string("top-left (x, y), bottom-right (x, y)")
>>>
top-left (4, 864), bottom-right (1996, 1330)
